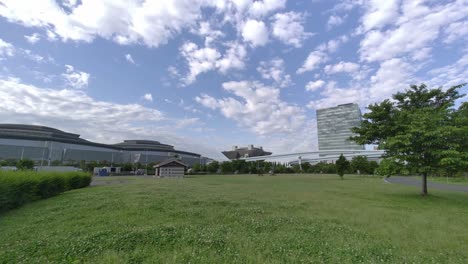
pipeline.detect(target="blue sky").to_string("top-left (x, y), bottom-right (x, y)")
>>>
top-left (0, 0), bottom-right (466, 160)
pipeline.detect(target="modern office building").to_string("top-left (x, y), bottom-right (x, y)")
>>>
top-left (222, 145), bottom-right (272, 160)
top-left (0, 124), bottom-right (205, 166)
top-left (316, 103), bottom-right (364, 151)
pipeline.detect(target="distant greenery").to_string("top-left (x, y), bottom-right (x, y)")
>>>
top-left (0, 171), bottom-right (91, 212)
top-left (350, 156), bottom-right (379, 175)
top-left (335, 154), bottom-right (350, 180)
top-left (190, 156), bottom-right (382, 176)
top-left (0, 175), bottom-right (466, 263)
top-left (375, 158), bottom-right (402, 178)
top-left (352, 83), bottom-right (467, 195)
top-left (16, 159), bottom-right (35, 170)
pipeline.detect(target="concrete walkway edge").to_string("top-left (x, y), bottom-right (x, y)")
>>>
top-left (385, 176), bottom-right (468, 193)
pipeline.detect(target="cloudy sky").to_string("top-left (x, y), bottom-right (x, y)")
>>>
top-left (0, 0), bottom-right (467, 160)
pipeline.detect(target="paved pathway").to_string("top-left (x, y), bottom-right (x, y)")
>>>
top-left (385, 176), bottom-right (468, 193)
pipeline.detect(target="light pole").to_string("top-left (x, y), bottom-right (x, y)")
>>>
top-left (47, 141), bottom-right (53, 166)
top-left (20, 147), bottom-right (24, 161)
top-left (40, 141), bottom-right (47, 168)
top-left (62, 148), bottom-right (67, 164)
top-left (145, 148), bottom-right (148, 175)
top-left (298, 156), bottom-right (302, 172)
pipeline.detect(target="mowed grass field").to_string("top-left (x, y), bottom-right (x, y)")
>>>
top-left (423, 176), bottom-right (468, 186)
top-left (0, 174), bottom-right (467, 263)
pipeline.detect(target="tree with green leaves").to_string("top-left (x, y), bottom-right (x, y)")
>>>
top-left (191, 163), bottom-right (203, 173)
top-left (375, 158), bottom-right (402, 178)
top-left (351, 83), bottom-right (466, 195)
top-left (335, 154), bottom-right (349, 180)
top-left (206, 161), bottom-right (219, 174)
top-left (16, 159), bottom-right (35, 170)
top-left (350, 156), bottom-right (369, 174)
top-left (440, 101), bottom-right (468, 176)
top-left (220, 161), bottom-right (232, 174)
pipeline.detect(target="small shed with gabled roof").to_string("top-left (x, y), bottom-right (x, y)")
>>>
top-left (154, 158), bottom-right (187, 177)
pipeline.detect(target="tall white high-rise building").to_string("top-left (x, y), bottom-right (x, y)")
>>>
top-left (316, 103), bottom-right (364, 151)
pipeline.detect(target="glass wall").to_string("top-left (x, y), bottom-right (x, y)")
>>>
top-left (316, 103), bottom-right (364, 151)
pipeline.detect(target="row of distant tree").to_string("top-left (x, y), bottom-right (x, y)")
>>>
top-left (191, 156), bottom-right (377, 175)
top-left (6, 153), bottom-right (461, 179)
top-left (0, 159), bottom-right (155, 174)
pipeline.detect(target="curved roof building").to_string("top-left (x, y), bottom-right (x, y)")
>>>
top-left (0, 124), bottom-right (204, 166)
top-left (0, 124), bottom-right (118, 149)
top-left (222, 145), bottom-right (272, 160)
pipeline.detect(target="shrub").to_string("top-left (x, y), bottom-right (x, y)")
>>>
top-left (0, 171), bottom-right (92, 212)
top-left (16, 159), bottom-right (35, 170)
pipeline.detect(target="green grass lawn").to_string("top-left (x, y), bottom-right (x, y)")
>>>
top-left (1, 174), bottom-right (467, 263)
top-left (424, 176), bottom-right (468, 186)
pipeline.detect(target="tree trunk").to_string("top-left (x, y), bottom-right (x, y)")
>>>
top-left (421, 173), bottom-right (428, 196)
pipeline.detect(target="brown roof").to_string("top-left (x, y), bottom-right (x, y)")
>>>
top-left (153, 158), bottom-right (188, 168)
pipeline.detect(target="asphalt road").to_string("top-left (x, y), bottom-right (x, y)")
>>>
top-left (385, 176), bottom-right (468, 193)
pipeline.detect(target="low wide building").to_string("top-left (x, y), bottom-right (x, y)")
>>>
top-left (0, 124), bottom-right (206, 166)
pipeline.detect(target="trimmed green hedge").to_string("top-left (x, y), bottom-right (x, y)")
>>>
top-left (0, 171), bottom-right (91, 212)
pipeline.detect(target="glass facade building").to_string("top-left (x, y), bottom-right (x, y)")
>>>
top-left (0, 124), bottom-right (206, 166)
top-left (316, 103), bottom-right (364, 151)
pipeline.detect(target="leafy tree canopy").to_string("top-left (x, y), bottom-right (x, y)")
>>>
top-left (351, 83), bottom-right (466, 195)
top-left (335, 154), bottom-right (350, 179)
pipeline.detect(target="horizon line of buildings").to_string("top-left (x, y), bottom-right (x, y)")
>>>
top-left (222, 103), bottom-right (364, 161)
top-left (1, 103), bottom-right (364, 166)
top-left (0, 124), bottom-right (208, 166)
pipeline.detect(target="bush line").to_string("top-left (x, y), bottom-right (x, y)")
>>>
top-left (0, 171), bottom-right (92, 212)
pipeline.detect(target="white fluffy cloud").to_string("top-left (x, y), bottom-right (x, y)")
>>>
top-left (327, 15), bottom-right (344, 29)
top-left (180, 42), bottom-right (221, 84)
top-left (368, 58), bottom-right (415, 100)
top-left (62, 64), bottom-right (90, 89)
top-left (248, 0), bottom-right (286, 17)
top-left (180, 41), bottom-right (246, 84)
top-left (317, 35), bottom-right (349, 54)
top-left (359, 0), bottom-right (467, 62)
top-left (360, 0), bottom-right (400, 32)
top-left (0, 39), bottom-right (53, 64)
top-left (0, 38), bottom-right (14, 58)
top-left (297, 50), bottom-right (327, 74)
top-left (195, 21), bottom-right (224, 47)
top-left (257, 58), bottom-right (292, 88)
top-left (0, 0), bottom-right (286, 48)
top-left (242, 19), bottom-right (269, 47)
top-left (142, 93), bottom-right (153, 102)
top-left (0, 77), bottom-right (163, 127)
top-left (307, 58), bottom-right (416, 110)
top-left (0, 77), bottom-right (222, 158)
top-left (196, 81), bottom-right (306, 135)
top-left (22, 49), bottom-right (46, 63)
top-left (217, 42), bottom-right (247, 73)
top-left (258, 119), bottom-right (318, 155)
top-left (24, 33), bottom-right (40, 44)
top-left (443, 20), bottom-right (468, 44)
top-left (305, 80), bottom-right (325, 92)
top-left (324, 61), bottom-right (360, 74)
top-left (271, 12), bottom-right (311, 48)
top-left (0, 0), bottom-right (218, 47)
top-left (296, 35), bottom-right (349, 74)
top-left (125, 54), bottom-right (135, 64)
top-left (307, 81), bottom-right (364, 110)
top-left (428, 54), bottom-right (468, 88)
